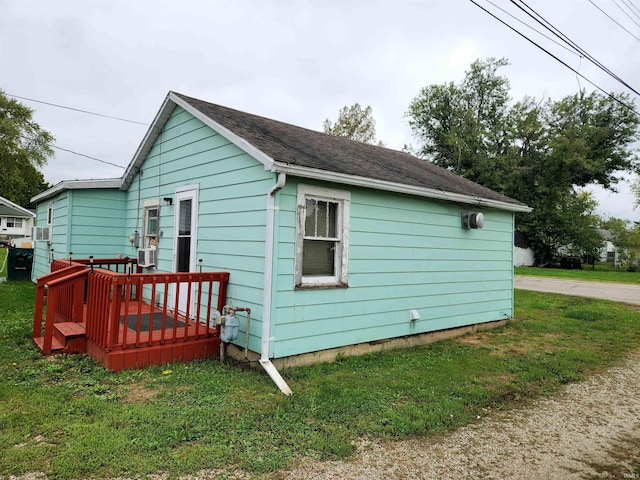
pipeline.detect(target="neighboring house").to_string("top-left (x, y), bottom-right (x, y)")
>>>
top-left (31, 91), bottom-right (531, 371)
top-left (597, 229), bottom-right (616, 263)
top-left (514, 231), bottom-right (534, 267)
top-left (0, 195), bottom-right (35, 247)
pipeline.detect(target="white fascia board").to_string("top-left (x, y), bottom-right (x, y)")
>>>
top-left (0, 195), bottom-right (36, 218)
top-left (273, 162), bottom-right (533, 213)
top-left (121, 94), bottom-right (175, 191)
top-left (31, 179), bottom-right (121, 204)
top-left (169, 92), bottom-right (275, 171)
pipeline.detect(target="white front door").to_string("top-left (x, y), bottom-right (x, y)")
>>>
top-left (173, 185), bottom-right (199, 316)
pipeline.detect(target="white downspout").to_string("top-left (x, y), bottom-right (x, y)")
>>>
top-left (261, 173), bottom-right (292, 395)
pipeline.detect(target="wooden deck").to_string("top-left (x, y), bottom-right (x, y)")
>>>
top-left (33, 258), bottom-right (229, 371)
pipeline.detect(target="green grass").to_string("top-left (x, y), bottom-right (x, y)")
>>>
top-left (515, 263), bottom-right (640, 284)
top-left (1, 282), bottom-right (640, 479)
top-left (0, 248), bottom-right (7, 278)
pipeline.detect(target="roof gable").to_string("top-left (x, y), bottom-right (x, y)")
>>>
top-left (0, 195), bottom-right (36, 218)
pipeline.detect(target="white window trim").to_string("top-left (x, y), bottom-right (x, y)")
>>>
top-left (6, 217), bottom-right (22, 228)
top-left (295, 184), bottom-right (350, 288)
top-left (142, 199), bottom-right (160, 249)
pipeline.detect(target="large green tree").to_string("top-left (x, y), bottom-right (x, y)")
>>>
top-left (324, 103), bottom-right (383, 145)
top-left (407, 58), bottom-right (640, 264)
top-left (0, 91), bottom-right (54, 207)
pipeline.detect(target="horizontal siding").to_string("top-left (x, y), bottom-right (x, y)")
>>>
top-left (272, 180), bottom-right (515, 358)
top-left (68, 190), bottom-right (127, 258)
top-left (32, 196), bottom-right (66, 279)
top-left (124, 106), bottom-right (272, 353)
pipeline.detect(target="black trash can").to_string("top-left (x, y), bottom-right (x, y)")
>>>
top-left (8, 248), bottom-right (34, 281)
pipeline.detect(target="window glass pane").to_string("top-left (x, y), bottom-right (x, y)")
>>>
top-left (305, 198), bottom-right (316, 237)
top-left (177, 237), bottom-right (191, 272)
top-left (328, 202), bottom-right (337, 238)
top-left (317, 201), bottom-right (328, 237)
top-left (179, 200), bottom-right (192, 235)
top-left (302, 239), bottom-right (335, 276)
top-left (147, 208), bottom-right (158, 235)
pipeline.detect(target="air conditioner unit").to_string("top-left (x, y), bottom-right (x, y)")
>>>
top-left (34, 226), bottom-right (51, 243)
top-left (138, 248), bottom-right (157, 268)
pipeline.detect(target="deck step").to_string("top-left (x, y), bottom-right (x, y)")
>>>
top-left (54, 322), bottom-right (86, 337)
top-left (33, 336), bottom-right (65, 353)
top-left (52, 322), bottom-right (87, 354)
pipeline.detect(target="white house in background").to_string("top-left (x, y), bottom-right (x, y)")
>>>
top-left (514, 231), bottom-right (534, 266)
top-left (0, 195), bottom-right (36, 247)
top-left (597, 229), bottom-right (616, 263)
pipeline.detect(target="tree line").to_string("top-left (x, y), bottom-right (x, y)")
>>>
top-left (324, 58), bottom-right (640, 266)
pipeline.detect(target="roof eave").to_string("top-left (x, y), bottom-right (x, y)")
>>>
top-left (273, 162), bottom-right (532, 213)
top-left (0, 195), bottom-right (36, 218)
top-left (119, 92), bottom-right (276, 192)
top-left (31, 179), bottom-right (122, 204)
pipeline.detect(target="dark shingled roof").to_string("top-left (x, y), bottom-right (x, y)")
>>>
top-left (174, 93), bottom-right (527, 209)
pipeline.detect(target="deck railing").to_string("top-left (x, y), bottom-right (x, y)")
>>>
top-left (86, 270), bottom-right (229, 352)
top-left (33, 265), bottom-right (89, 354)
top-left (35, 258), bottom-right (230, 358)
top-left (51, 257), bottom-right (142, 274)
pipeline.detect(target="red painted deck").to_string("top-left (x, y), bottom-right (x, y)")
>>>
top-left (33, 258), bottom-right (229, 371)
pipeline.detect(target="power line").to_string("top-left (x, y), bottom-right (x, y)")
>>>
top-left (50, 144), bottom-right (126, 169)
top-left (509, 0), bottom-right (640, 97)
top-left (469, 0), bottom-right (640, 117)
top-left (6, 93), bottom-right (149, 126)
top-left (587, 0), bottom-right (640, 43)
top-left (482, 0), bottom-right (580, 56)
top-left (612, 0), bottom-right (640, 26)
top-left (624, 0), bottom-right (640, 17)
top-left (17, 134), bottom-right (126, 169)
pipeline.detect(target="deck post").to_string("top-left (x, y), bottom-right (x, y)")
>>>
top-left (42, 286), bottom-right (57, 354)
top-left (33, 283), bottom-right (45, 338)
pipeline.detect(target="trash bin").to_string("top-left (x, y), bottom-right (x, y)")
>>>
top-left (8, 248), bottom-right (34, 281)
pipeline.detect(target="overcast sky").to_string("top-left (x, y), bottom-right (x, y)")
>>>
top-left (2, 0), bottom-right (639, 220)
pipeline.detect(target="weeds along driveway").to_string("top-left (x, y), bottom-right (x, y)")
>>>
top-left (515, 275), bottom-right (640, 305)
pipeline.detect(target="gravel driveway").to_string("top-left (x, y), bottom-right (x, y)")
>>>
top-left (279, 352), bottom-right (640, 479)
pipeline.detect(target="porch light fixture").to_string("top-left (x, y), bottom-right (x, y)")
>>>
top-left (163, 197), bottom-right (173, 205)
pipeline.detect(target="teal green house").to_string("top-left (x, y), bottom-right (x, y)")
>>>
top-left (32, 92), bottom-right (530, 384)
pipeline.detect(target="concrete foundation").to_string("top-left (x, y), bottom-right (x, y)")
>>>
top-left (225, 319), bottom-right (510, 369)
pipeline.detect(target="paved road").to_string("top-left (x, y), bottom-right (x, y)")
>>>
top-left (515, 275), bottom-right (640, 305)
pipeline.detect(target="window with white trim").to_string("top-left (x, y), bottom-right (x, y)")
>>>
top-left (142, 200), bottom-right (160, 248)
top-left (295, 184), bottom-right (350, 288)
top-left (6, 217), bottom-right (22, 228)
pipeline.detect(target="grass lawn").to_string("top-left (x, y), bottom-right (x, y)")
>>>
top-left (1, 281), bottom-right (640, 479)
top-left (515, 263), bottom-right (640, 284)
top-left (0, 248), bottom-right (7, 278)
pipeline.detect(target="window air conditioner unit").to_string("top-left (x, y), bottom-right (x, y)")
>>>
top-left (138, 248), bottom-right (157, 268)
top-left (34, 226), bottom-right (51, 243)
